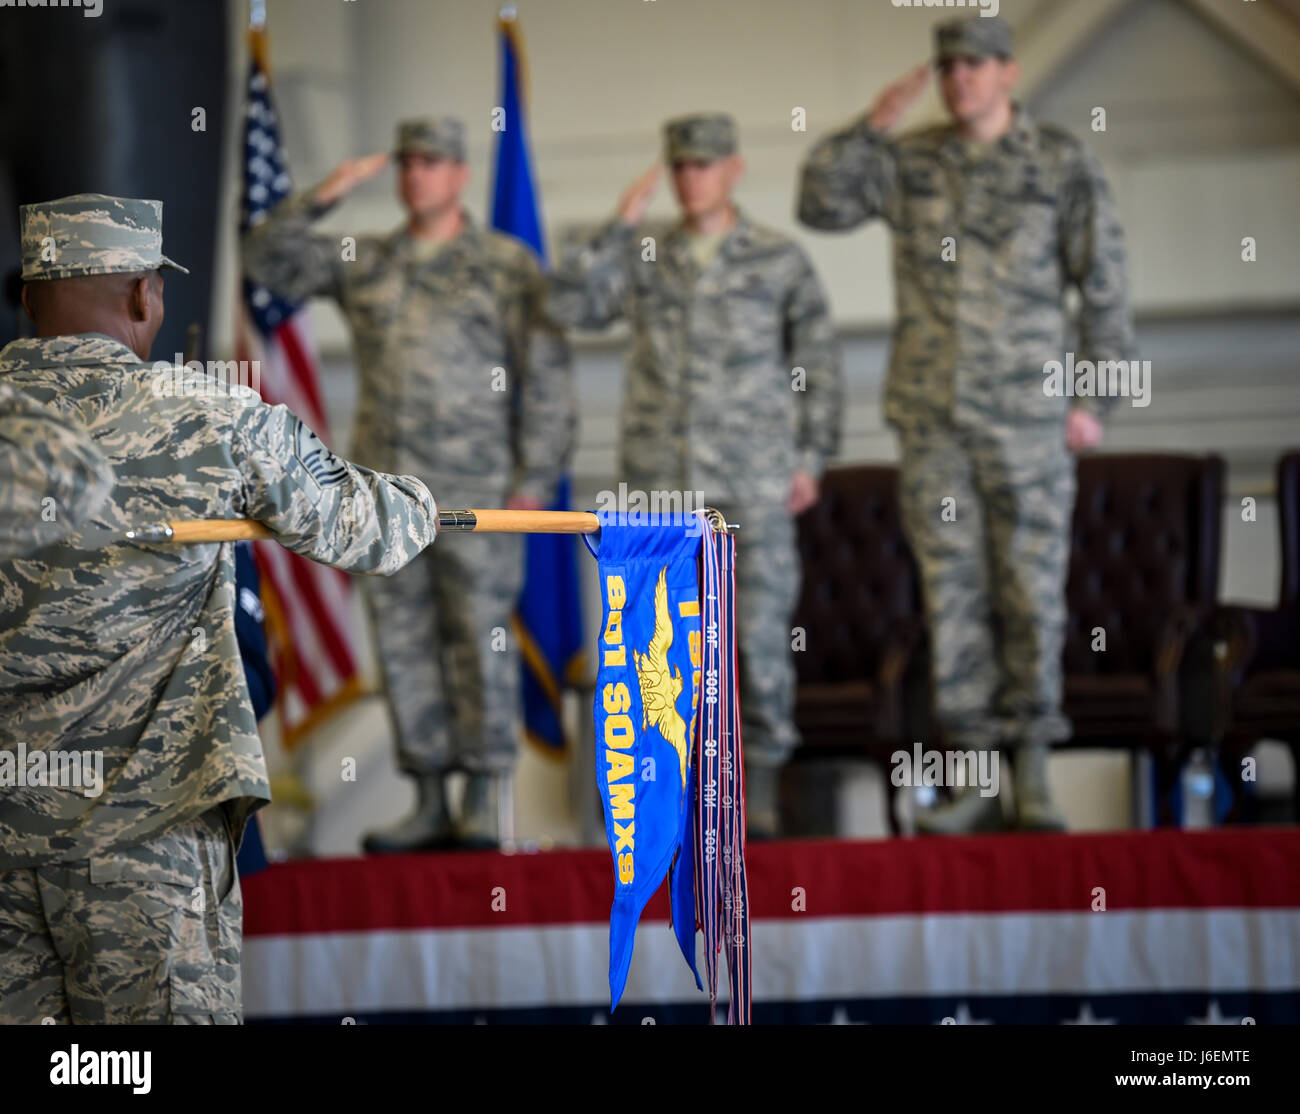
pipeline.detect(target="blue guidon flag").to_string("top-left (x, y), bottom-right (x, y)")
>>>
top-left (586, 515), bottom-right (704, 1010)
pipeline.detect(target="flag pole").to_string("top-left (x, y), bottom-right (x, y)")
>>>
top-left (125, 509), bottom-right (738, 544)
top-left (248, 1), bottom-right (270, 74)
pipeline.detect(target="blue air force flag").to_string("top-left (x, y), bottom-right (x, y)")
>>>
top-left (585, 516), bottom-right (703, 1010)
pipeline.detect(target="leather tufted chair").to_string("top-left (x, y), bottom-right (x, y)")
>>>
top-left (1206, 451), bottom-right (1300, 821)
top-left (1059, 452), bottom-right (1225, 822)
top-left (785, 465), bottom-right (926, 834)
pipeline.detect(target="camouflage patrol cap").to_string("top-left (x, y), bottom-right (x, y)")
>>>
top-left (20, 194), bottom-right (189, 282)
top-left (934, 14), bottom-right (1014, 61)
top-left (394, 117), bottom-right (467, 162)
top-left (664, 113), bottom-right (738, 163)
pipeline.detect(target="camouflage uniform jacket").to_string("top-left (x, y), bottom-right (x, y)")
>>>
top-left (0, 334), bottom-right (437, 867)
top-left (242, 196), bottom-right (574, 505)
top-left (546, 208), bottom-right (842, 507)
top-left (0, 380), bottom-right (113, 558)
top-left (797, 106), bottom-right (1135, 428)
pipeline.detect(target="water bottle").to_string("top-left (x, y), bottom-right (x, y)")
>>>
top-left (1181, 748), bottom-right (1216, 829)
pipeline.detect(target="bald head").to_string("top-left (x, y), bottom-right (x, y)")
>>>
top-left (22, 269), bottom-right (166, 360)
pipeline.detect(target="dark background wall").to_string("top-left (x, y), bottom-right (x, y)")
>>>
top-left (0, 0), bottom-right (228, 361)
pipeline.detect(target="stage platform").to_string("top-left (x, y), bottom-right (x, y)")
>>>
top-left (242, 827), bottom-right (1300, 1024)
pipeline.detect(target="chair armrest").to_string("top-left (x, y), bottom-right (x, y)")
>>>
top-left (1211, 606), bottom-right (1258, 688)
top-left (1215, 604), bottom-right (1300, 676)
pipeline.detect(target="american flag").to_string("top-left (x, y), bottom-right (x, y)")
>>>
top-left (237, 31), bottom-right (364, 746)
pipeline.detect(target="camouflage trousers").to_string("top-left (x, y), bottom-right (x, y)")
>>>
top-left (366, 529), bottom-right (524, 775)
top-left (713, 502), bottom-right (801, 769)
top-left (896, 419), bottom-right (1076, 750)
top-left (0, 808), bottom-right (241, 1024)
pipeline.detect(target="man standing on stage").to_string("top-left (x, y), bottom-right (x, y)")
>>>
top-left (798, 16), bottom-right (1135, 833)
top-left (548, 113), bottom-right (843, 838)
top-left (244, 117), bottom-right (574, 851)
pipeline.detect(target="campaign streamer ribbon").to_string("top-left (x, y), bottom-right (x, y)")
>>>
top-left (693, 512), bottom-right (752, 1024)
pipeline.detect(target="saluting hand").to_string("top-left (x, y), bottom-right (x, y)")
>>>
top-left (867, 63), bottom-right (931, 133)
top-left (617, 162), bottom-right (663, 227)
top-left (1066, 408), bottom-right (1105, 452)
top-left (313, 152), bottom-right (391, 207)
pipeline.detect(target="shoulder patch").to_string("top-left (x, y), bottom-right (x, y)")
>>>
top-left (294, 419), bottom-right (348, 487)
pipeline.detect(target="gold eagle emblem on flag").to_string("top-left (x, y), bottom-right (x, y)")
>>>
top-left (633, 566), bottom-right (690, 787)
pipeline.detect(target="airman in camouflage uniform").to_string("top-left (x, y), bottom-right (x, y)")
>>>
top-left (0, 380), bottom-right (114, 558)
top-left (798, 17), bottom-right (1135, 832)
top-left (547, 113), bottom-right (843, 836)
top-left (0, 194), bottom-right (438, 1023)
top-left (242, 116), bottom-right (574, 851)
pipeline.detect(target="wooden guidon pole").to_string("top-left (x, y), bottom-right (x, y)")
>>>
top-left (436, 508), bottom-right (600, 534)
top-left (164, 520), bottom-right (273, 543)
top-left (129, 508), bottom-right (736, 545)
top-left (130, 509), bottom-right (602, 545)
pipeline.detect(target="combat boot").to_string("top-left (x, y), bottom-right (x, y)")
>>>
top-left (361, 772), bottom-right (455, 853)
top-left (915, 752), bottom-right (1007, 835)
top-left (744, 761), bottom-right (782, 840)
top-left (1012, 743), bottom-right (1067, 832)
top-left (454, 772), bottom-right (505, 850)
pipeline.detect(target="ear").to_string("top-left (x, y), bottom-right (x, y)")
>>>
top-left (20, 284), bottom-right (34, 324)
top-left (453, 162), bottom-right (471, 191)
top-left (726, 153), bottom-right (746, 186)
top-left (128, 274), bottom-right (152, 321)
top-left (1003, 58), bottom-right (1021, 90)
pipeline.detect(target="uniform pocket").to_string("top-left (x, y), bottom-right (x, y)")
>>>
top-left (87, 853), bottom-right (201, 889)
top-left (214, 813), bottom-right (239, 908)
top-left (168, 970), bottom-right (240, 1024)
top-left (169, 814), bottom-right (243, 1023)
top-left (721, 274), bottom-right (780, 361)
top-left (169, 970), bottom-right (214, 1015)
